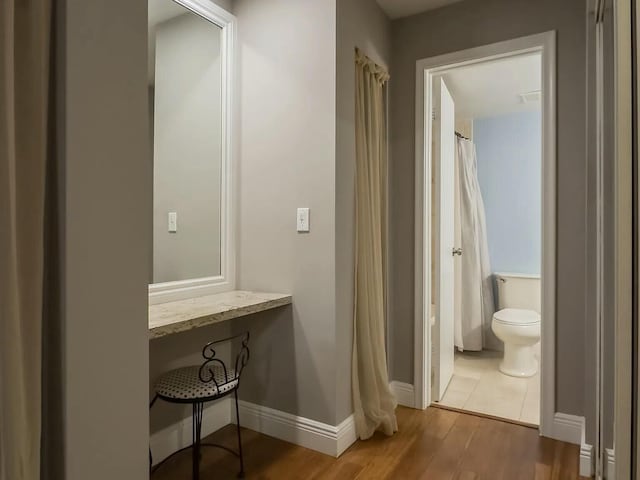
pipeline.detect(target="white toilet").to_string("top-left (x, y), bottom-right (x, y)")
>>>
top-left (491, 273), bottom-right (541, 377)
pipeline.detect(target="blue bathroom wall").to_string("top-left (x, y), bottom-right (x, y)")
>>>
top-left (473, 111), bottom-right (541, 275)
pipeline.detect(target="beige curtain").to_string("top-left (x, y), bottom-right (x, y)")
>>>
top-left (0, 0), bottom-right (51, 478)
top-left (352, 48), bottom-right (397, 440)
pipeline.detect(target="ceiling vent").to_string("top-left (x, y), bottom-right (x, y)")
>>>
top-left (519, 90), bottom-right (541, 104)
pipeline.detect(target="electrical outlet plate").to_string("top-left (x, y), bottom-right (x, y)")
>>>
top-left (168, 212), bottom-right (177, 233)
top-left (297, 208), bottom-right (309, 232)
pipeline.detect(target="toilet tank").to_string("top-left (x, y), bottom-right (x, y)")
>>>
top-left (495, 273), bottom-right (541, 313)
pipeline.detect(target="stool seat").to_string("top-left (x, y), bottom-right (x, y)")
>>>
top-left (155, 365), bottom-right (238, 401)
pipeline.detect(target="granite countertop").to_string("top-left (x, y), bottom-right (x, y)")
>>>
top-left (149, 290), bottom-right (292, 339)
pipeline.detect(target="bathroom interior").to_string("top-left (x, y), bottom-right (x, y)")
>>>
top-left (430, 52), bottom-right (543, 426)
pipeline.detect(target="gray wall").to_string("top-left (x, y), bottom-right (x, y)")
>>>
top-left (233, 0), bottom-right (338, 425)
top-left (335, 0), bottom-right (391, 423)
top-left (213, 0), bottom-right (233, 13)
top-left (153, 13), bottom-right (222, 283)
top-left (61, 0), bottom-right (151, 477)
top-left (388, 0), bottom-right (589, 419)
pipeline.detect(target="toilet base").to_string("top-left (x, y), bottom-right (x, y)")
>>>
top-left (499, 344), bottom-right (538, 377)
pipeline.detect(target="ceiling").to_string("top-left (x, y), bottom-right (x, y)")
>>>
top-left (434, 53), bottom-right (542, 119)
top-left (376, 0), bottom-right (464, 19)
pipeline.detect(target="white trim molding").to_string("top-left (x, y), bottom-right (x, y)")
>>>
top-left (148, 0), bottom-right (237, 305)
top-left (150, 398), bottom-right (231, 466)
top-left (580, 442), bottom-right (594, 478)
top-left (390, 381), bottom-right (415, 408)
top-left (612, 0), bottom-right (634, 479)
top-left (234, 401), bottom-right (357, 458)
top-left (413, 32), bottom-right (557, 439)
top-left (605, 448), bottom-right (615, 480)
top-left (550, 413), bottom-right (584, 445)
top-left (579, 417), bottom-right (594, 478)
top-left (549, 413), bottom-right (594, 477)
top-left (151, 398), bottom-right (358, 464)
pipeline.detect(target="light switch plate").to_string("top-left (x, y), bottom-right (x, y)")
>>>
top-left (168, 212), bottom-right (177, 233)
top-left (297, 208), bottom-right (310, 232)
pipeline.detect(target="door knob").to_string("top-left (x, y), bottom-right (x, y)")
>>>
top-left (452, 247), bottom-right (463, 256)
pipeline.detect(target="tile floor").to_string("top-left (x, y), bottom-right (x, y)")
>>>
top-left (435, 347), bottom-right (540, 425)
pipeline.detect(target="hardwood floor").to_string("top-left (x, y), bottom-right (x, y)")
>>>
top-left (151, 406), bottom-right (587, 480)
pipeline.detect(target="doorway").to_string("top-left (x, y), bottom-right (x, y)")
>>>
top-left (413, 32), bottom-right (556, 437)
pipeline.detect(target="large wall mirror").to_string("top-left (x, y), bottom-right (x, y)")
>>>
top-left (148, 0), bottom-right (235, 304)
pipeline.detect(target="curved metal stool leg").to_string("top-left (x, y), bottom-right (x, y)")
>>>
top-left (192, 402), bottom-right (204, 480)
top-left (234, 390), bottom-right (245, 478)
top-left (149, 395), bottom-right (158, 472)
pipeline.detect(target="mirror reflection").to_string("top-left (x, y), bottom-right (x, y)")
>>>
top-left (148, 0), bottom-right (223, 284)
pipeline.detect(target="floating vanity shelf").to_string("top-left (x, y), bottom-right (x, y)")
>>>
top-left (149, 290), bottom-right (292, 339)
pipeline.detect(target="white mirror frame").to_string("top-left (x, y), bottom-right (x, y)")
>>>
top-left (149, 0), bottom-right (236, 305)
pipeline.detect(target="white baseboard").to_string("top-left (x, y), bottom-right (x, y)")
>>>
top-left (605, 448), bottom-right (615, 480)
top-left (547, 413), bottom-right (592, 477)
top-left (550, 412), bottom-right (584, 444)
top-left (335, 415), bottom-right (358, 456)
top-left (579, 443), bottom-right (593, 477)
top-left (151, 398), bottom-right (357, 463)
top-left (150, 397), bottom-right (231, 466)
top-left (579, 417), bottom-right (594, 477)
top-left (390, 381), bottom-right (415, 408)
top-left (234, 400), bottom-right (357, 457)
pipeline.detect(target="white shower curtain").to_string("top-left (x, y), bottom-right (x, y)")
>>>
top-left (456, 138), bottom-right (496, 351)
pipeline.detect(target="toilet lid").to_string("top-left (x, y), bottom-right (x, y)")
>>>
top-left (493, 308), bottom-right (540, 326)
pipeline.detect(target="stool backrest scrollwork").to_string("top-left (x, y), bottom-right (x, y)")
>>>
top-left (198, 331), bottom-right (250, 390)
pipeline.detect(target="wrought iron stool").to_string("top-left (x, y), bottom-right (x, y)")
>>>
top-left (150, 331), bottom-right (250, 479)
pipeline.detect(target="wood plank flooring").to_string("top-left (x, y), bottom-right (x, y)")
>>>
top-left (151, 406), bottom-right (587, 480)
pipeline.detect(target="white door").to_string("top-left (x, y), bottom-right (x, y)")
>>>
top-left (432, 78), bottom-right (456, 402)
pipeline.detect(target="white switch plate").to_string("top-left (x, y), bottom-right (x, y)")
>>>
top-left (168, 212), bottom-right (177, 233)
top-left (297, 208), bottom-right (310, 232)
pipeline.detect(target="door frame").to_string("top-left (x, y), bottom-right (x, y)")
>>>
top-left (413, 31), bottom-right (557, 437)
top-left (612, 0), bottom-right (633, 477)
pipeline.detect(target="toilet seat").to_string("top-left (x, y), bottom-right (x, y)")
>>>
top-left (493, 308), bottom-right (540, 326)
